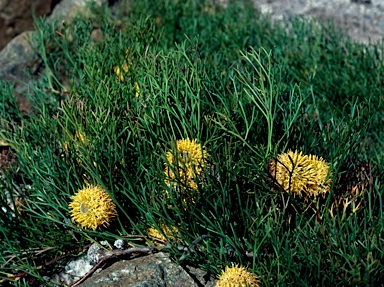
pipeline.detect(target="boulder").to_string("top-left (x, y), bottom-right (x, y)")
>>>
top-left (0, 0), bottom-right (106, 114)
top-left (0, 0), bottom-right (58, 51)
top-left (49, 0), bottom-right (105, 23)
top-left (0, 31), bottom-right (38, 114)
top-left (77, 252), bottom-right (217, 287)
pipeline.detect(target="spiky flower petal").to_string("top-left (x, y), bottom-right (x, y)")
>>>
top-left (69, 185), bottom-right (117, 230)
top-left (164, 138), bottom-right (209, 191)
top-left (216, 264), bottom-right (260, 287)
top-left (270, 150), bottom-right (331, 200)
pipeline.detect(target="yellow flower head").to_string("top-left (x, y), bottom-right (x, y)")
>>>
top-left (134, 81), bottom-right (141, 97)
top-left (147, 227), bottom-right (166, 241)
top-left (270, 150), bottom-right (331, 200)
top-left (114, 49), bottom-right (132, 82)
top-left (216, 264), bottom-right (260, 287)
top-left (69, 185), bottom-right (117, 230)
top-left (74, 131), bottom-right (88, 145)
top-left (114, 62), bottom-right (129, 82)
top-left (62, 130), bottom-right (88, 151)
top-left (147, 224), bottom-right (179, 243)
top-left (164, 138), bottom-right (209, 190)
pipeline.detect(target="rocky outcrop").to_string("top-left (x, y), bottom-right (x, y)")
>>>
top-left (77, 252), bottom-right (217, 287)
top-left (48, 0), bottom-right (105, 23)
top-left (0, 0), bottom-right (59, 51)
top-left (0, 31), bottom-right (38, 113)
top-left (253, 0), bottom-right (384, 44)
top-left (50, 241), bottom-right (217, 287)
top-left (0, 0), bottom-right (106, 114)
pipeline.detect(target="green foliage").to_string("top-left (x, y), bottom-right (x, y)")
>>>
top-left (1, 0), bottom-right (383, 286)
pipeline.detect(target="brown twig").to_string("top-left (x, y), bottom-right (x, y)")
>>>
top-left (45, 88), bottom-right (71, 95)
top-left (121, 233), bottom-right (168, 246)
top-left (69, 257), bottom-right (107, 287)
top-left (6, 272), bottom-right (28, 280)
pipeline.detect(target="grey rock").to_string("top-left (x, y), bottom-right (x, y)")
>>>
top-left (0, 31), bottom-right (38, 113)
top-left (0, 0), bottom-right (106, 114)
top-left (78, 252), bottom-right (217, 287)
top-left (49, 241), bottom-right (109, 286)
top-left (252, 0), bottom-right (384, 44)
top-left (87, 241), bottom-right (113, 265)
top-left (49, 0), bottom-right (106, 24)
top-left (0, 32), bottom-right (36, 78)
top-left (50, 256), bottom-right (94, 286)
top-left (0, 0), bottom-right (57, 50)
top-left (87, 243), bottom-right (103, 265)
top-left (114, 239), bottom-right (126, 250)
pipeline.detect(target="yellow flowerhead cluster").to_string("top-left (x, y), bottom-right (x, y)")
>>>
top-left (147, 224), bottom-right (179, 243)
top-left (271, 150), bottom-right (331, 200)
top-left (134, 81), bottom-right (140, 97)
top-left (164, 138), bottom-right (209, 191)
top-left (114, 49), bottom-right (132, 82)
top-left (74, 131), bottom-right (88, 145)
top-left (62, 130), bottom-right (88, 153)
top-left (216, 264), bottom-right (260, 287)
top-left (69, 185), bottom-right (117, 230)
